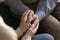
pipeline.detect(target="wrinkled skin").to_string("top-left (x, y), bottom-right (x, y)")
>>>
top-left (0, 9), bottom-right (39, 40)
top-left (18, 9), bottom-right (39, 40)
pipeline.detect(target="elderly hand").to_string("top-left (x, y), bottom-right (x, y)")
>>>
top-left (16, 9), bottom-right (35, 37)
top-left (21, 15), bottom-right (39, 40)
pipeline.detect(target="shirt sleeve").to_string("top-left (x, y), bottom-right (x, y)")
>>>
top-left (35, 0), bottom-right (57, 21)
top-left (5, 0), bottom-right (29, 17)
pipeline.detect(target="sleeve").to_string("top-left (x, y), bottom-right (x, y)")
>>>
top-left (5, 0), bottom-right (29, 17)
top-left (35, 0), bottom-right (57, 21)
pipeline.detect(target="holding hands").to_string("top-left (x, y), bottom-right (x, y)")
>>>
top-left (16, 9), bottom-right (39, 40)
top-left (0, 9), bottom-right (39, 40)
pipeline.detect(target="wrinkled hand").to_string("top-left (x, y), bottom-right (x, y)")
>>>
top-left (16, 9), bottom-right (34, 37)
top-left (20, 9), bottom-right (34, 33)
top-left (21, 15), bottom-right (39, 40)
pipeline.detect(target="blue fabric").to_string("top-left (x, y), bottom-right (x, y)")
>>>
top-left (35, 0), bottom-right (56, 20)
top-left (32, 33), bottom-right (54, 40)
top-left (5, 0), bottom-right (56, 20)
top-left (5, 0), bottom-right (29, 16)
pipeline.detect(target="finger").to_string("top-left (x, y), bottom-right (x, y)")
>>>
top-left (23, 10), bottom-right (31, 23)
top-left (31, 23), bottom-right (39, 37)
top-left (32, 15), bottom-right (39, 27)
top-left (26, 21), bottom-right (31, 28)
top-left (30, 22), bottom-right (39, 32)
top-left (33, 15), bottom-right (37, 19)
top-left (27, 16), bottom-right (34, 23)
top-left (30, 24), bottom-right (35, 30)
top-left (25, 23), bottom-right (39, 37)
top-left (28, 10), bottom-right (34, 17)
top-left (22, 9), bottom-right (30, 17)
top-left (33, 23), bottom-right (39, 33)
top-left (27, 10), bottom-right (34, 22)
top-left (25, 24), bottom-right (34, 36)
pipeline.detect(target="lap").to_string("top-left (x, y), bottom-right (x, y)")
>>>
top-left (32, 33), bottom-right (54, 40)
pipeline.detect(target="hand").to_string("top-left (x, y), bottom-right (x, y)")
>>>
top-left (16, 9), bottom-right (34, 37)
top-left (21, 15), bottom-right (39, 40)
top-left (25, 15), bottom-right (39, 37)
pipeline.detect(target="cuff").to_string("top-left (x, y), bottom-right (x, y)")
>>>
top-left (35, 10), bottom-right (46, 21)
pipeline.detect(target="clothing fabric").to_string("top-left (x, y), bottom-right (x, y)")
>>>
top-left (0, 2), bottom-right (55, 40)
top-left (5, 0), bottom-right (57, 20)
top-left (22, 0), bottom-right (37, 3)
top-left (33, 33), bottom-right (54, 40)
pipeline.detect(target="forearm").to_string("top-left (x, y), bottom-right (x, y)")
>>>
top-left (16, 27), bottom-right (32, 40)
top-left (35, 0), bottom-right (57, 21)
top-left (21, 36), bottom-right (31, 40)
top-left (16, 27), bottom-right (23, 38)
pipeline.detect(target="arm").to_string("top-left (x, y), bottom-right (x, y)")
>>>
top-left (35, 0), bottom-right (57, 20)
top-left (5, 0), bottom-right (29, 18)
top-left (16, 10), bottom-right (34, 38)
top-left (21, 15), bottom-right (39, 40)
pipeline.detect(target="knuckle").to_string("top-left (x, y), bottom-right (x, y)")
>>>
top-left (31, 10), bottom-right (34, 14)
top-left (33, 15), bottom-right (37, 19)
top-left (34, 14), bottom-right (37, 16)
top-left (36, 16), bottom-right (39, 22)
top-left (32, 24), bottom-right (35, 27)
top-left (30, 28), bottom-right (32, 31)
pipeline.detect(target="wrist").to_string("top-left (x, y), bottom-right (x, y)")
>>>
top-left (16, 27), bottom-right (23, 38)
top-left (21, 35), bottom-right (32, 40)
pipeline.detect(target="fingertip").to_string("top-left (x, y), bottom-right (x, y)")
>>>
top-left (23, 9), bottom-right (31, 17)
top-left (32, 24), bottom-right (35, 27)
top-left (33, 15), bottom-right (37, 19)
top-left (30, 10), bottom-right (34, 14)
